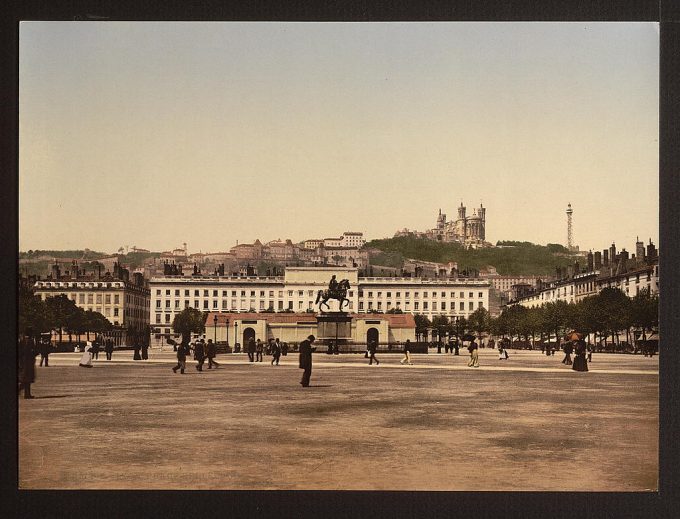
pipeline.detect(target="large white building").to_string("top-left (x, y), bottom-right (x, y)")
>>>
top-left (149, 266), bottom-right (490, 340)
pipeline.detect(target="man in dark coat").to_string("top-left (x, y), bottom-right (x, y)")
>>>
top-left (141, 339), bottom-right (149, 360)
top-left (299, 335), bottom-right (316, 387)
top-left (367, 340), bottom-right (380, 365)
top-left (104, 339), bottom-right (114, 360)
top-left (247, 337), bottom-right (255, 362)
top-left (39, 337), bottom-right (51, 367)
top-left (270, 338), bottom-right (281, 366)
top-left (562, 341), bottom-right (574, 365)
top-left (194, 339), bottom-right (206, 371)
top-left (172, 339), bottom-right (189, 374)
top-left (206, 339), bottom-right (219, 369)
top-left (18, 335), bottom-right (37, 399)
top-left (255, 339), bottom-right (264, 362)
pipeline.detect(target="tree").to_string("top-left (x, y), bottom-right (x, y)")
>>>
top-left (453, 316), bottom-right (468, 341)
top-left (468, 308), bottom-right (490, 341)
top-left (386, 307), bottom-right (404, 314)
top-left (413, 314), bottom-right (431, 342)
top-left (18, 292), bottom-right (52, 337)
top-left (172, 307), bottom-right (206, 344)
top-left (431, 315), bottom-right (449, 342)
top-left (45, 294), bottom-right (79, 344)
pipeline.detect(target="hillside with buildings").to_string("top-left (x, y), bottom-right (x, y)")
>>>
top-left (366, 236), bottom-right (576, 276)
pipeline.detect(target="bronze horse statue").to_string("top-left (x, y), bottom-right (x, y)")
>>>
top-left (315, 279), bottom-right (351, 312)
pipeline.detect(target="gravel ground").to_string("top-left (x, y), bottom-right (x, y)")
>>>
top-left (18, 349), bottom-right (658, 490)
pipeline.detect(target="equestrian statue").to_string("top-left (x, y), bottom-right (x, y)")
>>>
top-left (315, 275), bottom-right (351, 312)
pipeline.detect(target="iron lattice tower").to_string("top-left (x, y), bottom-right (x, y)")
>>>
top-left (566, 203), bottom-right (573, 250)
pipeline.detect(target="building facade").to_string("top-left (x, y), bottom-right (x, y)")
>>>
top-left (149, 266), bottom-right (490, 341)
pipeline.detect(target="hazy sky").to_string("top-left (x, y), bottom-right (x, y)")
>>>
top-left (20, 22), bottom-right (659, 254)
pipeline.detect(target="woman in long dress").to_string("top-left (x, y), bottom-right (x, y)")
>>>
top-left (79, 342), bottom-right (93, 368)
top-left (572, 340), bottom-right (589, 372)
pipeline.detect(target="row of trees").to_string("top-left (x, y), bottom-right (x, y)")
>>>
top-left (19, 293), bottom-right (114, 343)
top-left (413, 288), bottom-right (658, 347)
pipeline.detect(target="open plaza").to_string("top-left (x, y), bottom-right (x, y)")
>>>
top-left (18, 348), bottom-right (658, 491)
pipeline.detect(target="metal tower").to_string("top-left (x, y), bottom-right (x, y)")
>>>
top-left (566, 203), bottom-right (573, 250)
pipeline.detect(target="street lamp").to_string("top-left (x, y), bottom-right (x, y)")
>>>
top-left (213, 314), bottom-right (218, 345)
top-left (234, 322), bottom-right (238, 352)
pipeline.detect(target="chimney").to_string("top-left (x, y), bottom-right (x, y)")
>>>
top-left (620, 249), bottom-right (629, 271)
top-left (133, 272), bottom-right (144, 286)
top-left (587, 251), bottom-right (594, 271)
top-left (71, 260), bottom-right (78, 280)
top-left (51, 262), bottom-right (61, 280)
top-left (646, 240), bottom-right (657, 262)
top-left (609, 243), bottom-right (617, 263)
top-left (603, 250), bottom-right (609, 267)
top-left (594, 251), bottom-right (602, 269)
top-left (636, 237), bottom-right (645, 264)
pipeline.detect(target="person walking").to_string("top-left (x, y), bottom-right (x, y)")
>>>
top-left (172, 339), bottom-right (189, 374)
top-left (79, 342), bottom-right (94, 368)
top-left (194, 339), bottom-right (206, 372)
top-left (104, 339), bottom-right (114, 360)
top-left (467, 339), bottom-right (479, 368)
top-left (255, 339), bottom-right (264, 362)
top-left (400, 339), bottom-right (413, 365)
top-left (247, 337), bottom-right (255, 363)
top-left (281, 341), bottom-right (288, 357)
top-left (91, 339), bottom-right (100, 360)
top-left (133, 340), bottom-right (142, 360)
top-left (270, 338), bottom-right (281, 366)
top-left (587, 343), bottom-right (593, 362)
top-left (141, 339), bottom-right (149, 360)
top-left (562, 341), bottom-right (574, 365)
top-left (299, 335), bottom-right (316, 387)
top-left (206, 339), bottom-right (219, 369)
top-left (368, 340), bottom-right (380, 365)
top-left (572, 340), bottom-right (589, 372)
top-left (18, 334), bottom-right (37, 399)
top-left (453, 339), bottom-right (460, 356)
top-left (39, 337), bottom-right (51, 367)
top-left (498, 341), bottom-right (509, 360)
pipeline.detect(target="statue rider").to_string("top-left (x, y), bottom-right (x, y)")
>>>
top-left (329, 275), bottom-right (338, 295)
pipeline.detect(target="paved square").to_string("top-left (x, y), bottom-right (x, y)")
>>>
top-left (19, 348), bottom-right (658, 490)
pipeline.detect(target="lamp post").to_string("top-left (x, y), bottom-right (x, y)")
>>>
top-left (234, 322), bottom-right (238, 352)
top-left (213, 314), bottom-right (218, 345)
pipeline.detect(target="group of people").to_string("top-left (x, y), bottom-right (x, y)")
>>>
top-left (172, 338), bottom-right (219, 374)
top-left (244, 337), bottom-right (288, 364)
top-left (78, 338), bottom-right (116, 367)
top-left (561, 339), bottom-right (589, 372)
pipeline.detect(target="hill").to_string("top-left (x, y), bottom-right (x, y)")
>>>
top-left (365, 236), bottom-right (576, 276)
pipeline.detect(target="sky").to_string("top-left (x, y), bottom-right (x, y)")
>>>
top-left (19, 22), bottom-right (659, 254)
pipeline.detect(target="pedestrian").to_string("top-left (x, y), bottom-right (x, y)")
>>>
top-left (141, 340), bottom-right (149, 360)
top-left (18, 334), bottom-right (37, 399)
top-left (270, 338), bottom-right (281, 366)
top-left (454, 340), bottom-right (460, 356)
top-left (444, 341), bottom-right (450, 354)
top-left (437, 341), bottom-right (442, 354)
top-left (172, 339), bottom-right (189, 374)
top-left (105, 339), bottom-right (114, 360)
top-left (133, 340), bottom-right (142, 360)
top-left (368, 340), bottom-right (380, 365)
top-left (400, 339), bottom-right (413, 365)
top-left (79, 342), bottom-right (94, 368)
top-left (281, 341), bottom-right (288, 356)
top-left (587, 344), bottom-right (593, 362)
top-left (572, 340), bottom-right (589, 372)
top-left (247, 337), bottom-right (255, 362)
top-left (194, 339), bottom-right (205, 371)
top-left (91, 339), bottom-right (100, 360)
top-left (299, 334), bottom-right (316, 387)
top-left (39, 337), bottom-right (51, 367)
top-left (562, 341), bottom-right (574, 365)
top-left (467, 339), bottom-right (479, 368)
top-left (255, 339), bottom-right (264, 362)
top-left (498, 341), bottom-right (509, 360)
top-left (206, 339), bottom-right (219, 369)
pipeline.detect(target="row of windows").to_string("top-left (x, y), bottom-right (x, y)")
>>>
top-left (154, 288), bottom-right (486, 300)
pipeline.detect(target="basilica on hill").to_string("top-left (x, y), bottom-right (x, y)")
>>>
top-left (394, 203), bottom-right (491, 248)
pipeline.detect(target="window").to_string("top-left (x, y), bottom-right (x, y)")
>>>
top-left (450, 292), bottom-right (455, 298)
top-left (165, 300), bottom-right (170, 308)
top-left (241, 290), bottom-right (246, 297)
top-left (156, 289), bottom-right (161, 296)
top-left (298, 301), bottom-right (303, 309)
top-left (405, 292), bottom-right (410, 299)
top-left (185, 290), bottom-right (189, 296)
top-left (155, 314), bottom-right (161, 324)
top-left (260, 301), bottom-right (265, 310)
top-left (308, 290), bottom-right (314, 297)
top-left (368, 291), bottom-right (373, 297)
top-left (298, 291), bottom-right (304, 297)
top-left (79, 294), bottom-right (85, 304)
top-left (288, 301), bottom-right (293, 310)
top-left (478, 292), bottom-right (483, 299)
top-left (250, 290), bottom-right (256, 297)
top-left (114, 308), bottom-right (119, 316)
top-left (269, 291), bottom-right (274, 297)
top-left (432, 292), bottom-right (437, 298)
top-left (203, 290), bottom-right (209, 297)
top-left (441, 302), bottom-right (446, 310)
top-left (469, 292), bottom-right (474, 298)
top-left (194, 300), bottom-right (199, 308)
top-left (459, 292), bottom-right (464, 298)
top-left (469, 302), bottom-right (474, 311)
top-left (288, 290), bottom-right (293, 297)
top-left (386, 292), bottom-right (391, 298)
top-left (377, 302), bottom-right (383, 310)
top-left (175, 290), bottom-right (180, 296)
top-left (460, 302), bottom-right (464, 311)
top-left (195, 290), bottom-right (199, 297)
top-left (359, 302), bottom-right (364, 310)
top-left (212, 300), bottom-right (218, 309)
top-left (387, 302), bottom-right (392, 309)
top-left (368, 302), bottom-right (373, 309)
top-left (185, 300), bottom-right (189, 308)
top-left (478, 301), bottom-right (484, 309)
top-left (175, 300), bottom-right (180, 308)
top-left (165, 314), bottom-right (171, 323)
top-left (358, 291), bottom-right (364, 297)
top-left (278, 301), bottom-right (283, 310)
top-left (231, 299), bottom-right (236, 308)
top-left (87, 294), bottom-right (94, 304)
top-left (441, 292), bottom-right (445, 297)
top-left (414, 302), bottom-right (419, 310)
top-left (222, 300), bottom-right (227, 309)
top-left (222, 290), bottom-right (228, 297)
top-left (166, 289), bottom-right (170, 296)
top-left (423, 302), bottom-right (428, 310)
top-left (232, 290), bottom-right (237, 297)
top-left (423, 292), bottom-right (428, 298)
top-left (279, 291), bottom-right (283, 297)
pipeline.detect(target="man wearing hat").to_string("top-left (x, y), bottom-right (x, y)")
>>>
top-left (299, 335), bottom-right (316, 387)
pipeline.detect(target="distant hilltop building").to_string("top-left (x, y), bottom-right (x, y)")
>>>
top-left (394, 203), bottom-right (491, 248)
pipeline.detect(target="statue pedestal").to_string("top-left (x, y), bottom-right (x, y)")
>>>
top-left (316, 312), bottom-right (352, 354)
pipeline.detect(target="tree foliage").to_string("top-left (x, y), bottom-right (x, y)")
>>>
top-left (172, 307), bottom-right (207, 343)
